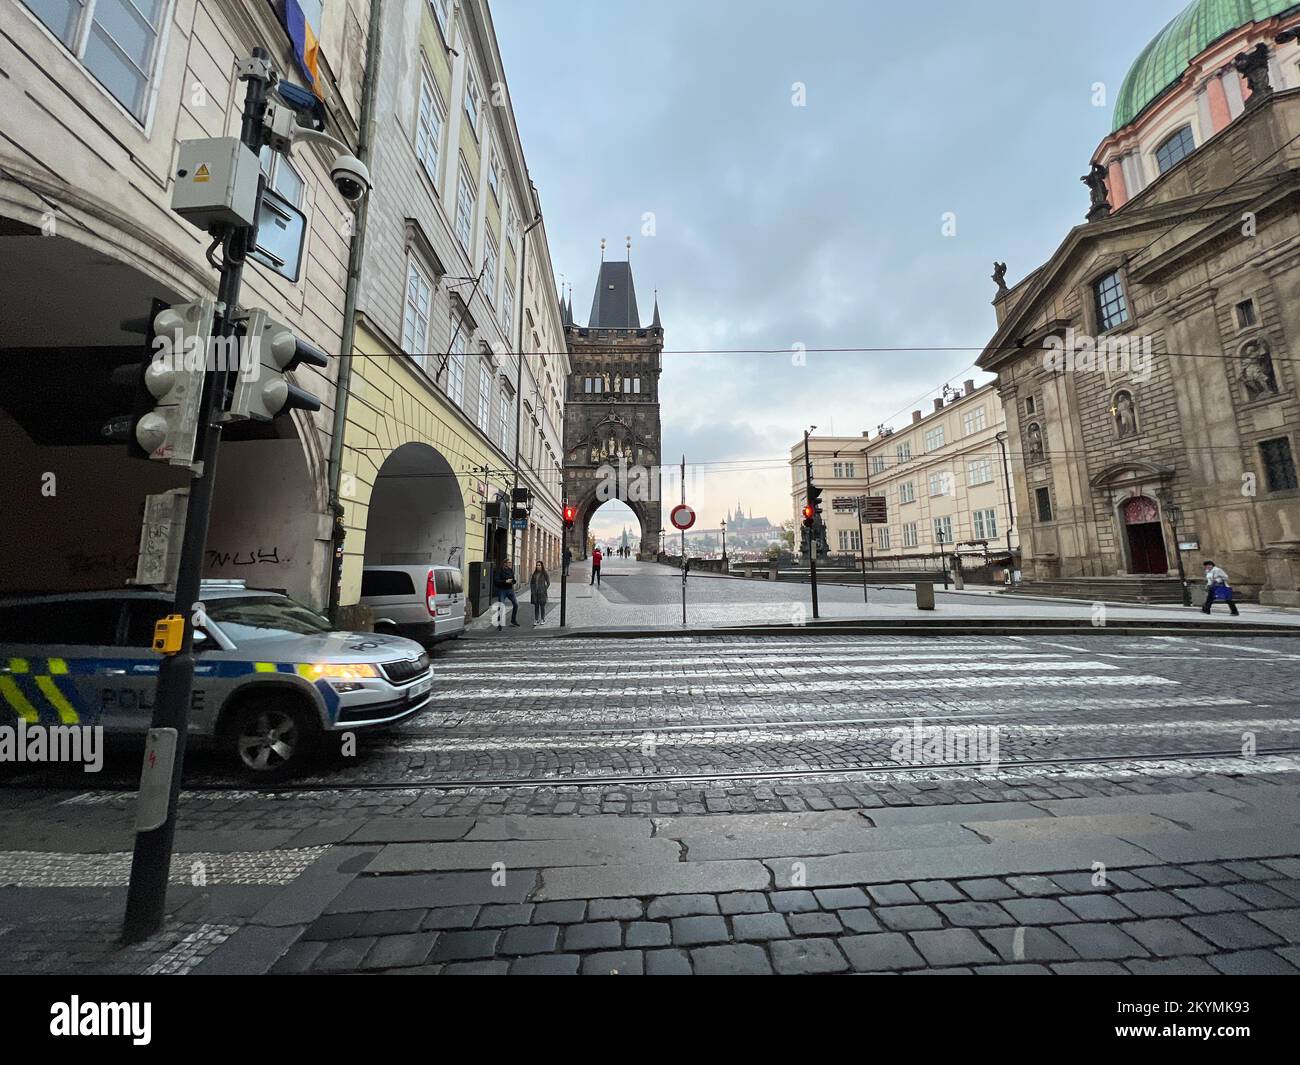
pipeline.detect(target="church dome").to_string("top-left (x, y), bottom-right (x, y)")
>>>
top-left (1112, 0), bottom-right (1297, 131)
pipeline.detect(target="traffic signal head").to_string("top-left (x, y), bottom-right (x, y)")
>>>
top-left (227, 308), bottom-right (330, 420)
top-left (801, 503), bottom-right (815, 527)
top-left (809, 484), bottom-right (824, 519)
top-left (108, 299), bottom-right (215, 467)
top-left (563, 505), bottom-right (576, 529)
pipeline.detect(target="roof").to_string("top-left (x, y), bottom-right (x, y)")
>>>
top-left (586, 261), bottom-right (641, 329)
top-left (1112, 0), bottom-right (1298, 131)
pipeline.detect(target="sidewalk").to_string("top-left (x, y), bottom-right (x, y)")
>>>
top-left (4, 766), bottom-right (1299, 974)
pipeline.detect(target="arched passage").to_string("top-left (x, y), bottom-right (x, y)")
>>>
top-left (574, 494), bottom-right (656, 560)
top-left (364, 442), bottom-right (465, 568)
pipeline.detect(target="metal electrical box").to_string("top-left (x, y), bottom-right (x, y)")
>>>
top-left (171, 137), bottom-right (262, 229)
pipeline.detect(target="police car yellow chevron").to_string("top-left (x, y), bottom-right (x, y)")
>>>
top-left (0, 583), bottom-right (433, 780)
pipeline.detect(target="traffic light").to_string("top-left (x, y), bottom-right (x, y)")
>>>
top-left (108, 298), bottom-right (216, 468)
top-left (809, 484), bottom-right (824, 524)
top-left (512, 487), bottom-right (531, 524)
top-left (563, 504), bottom-right (576, 529)
top-left (801, 503), bottom-right (815, 528)
top-left (227, 307), bottom-right (330, 420)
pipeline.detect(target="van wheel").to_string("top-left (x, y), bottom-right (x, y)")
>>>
top-left (228, 696), bottom-right (318, 782)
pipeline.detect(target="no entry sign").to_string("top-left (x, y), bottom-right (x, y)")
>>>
top-left (670, 503), bottom-right (696, 530)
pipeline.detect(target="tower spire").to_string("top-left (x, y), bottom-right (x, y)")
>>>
top-left (651, 289), bottom-right (661, 329)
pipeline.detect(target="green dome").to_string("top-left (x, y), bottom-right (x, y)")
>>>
top-left (1112, 0), bottom-right (1298, 131)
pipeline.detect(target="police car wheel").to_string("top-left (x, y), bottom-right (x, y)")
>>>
top-left (231, 699), bottom-right (316, 779)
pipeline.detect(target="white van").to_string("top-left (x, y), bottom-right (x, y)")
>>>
top-left (359, 564), bottom-right (465, 646)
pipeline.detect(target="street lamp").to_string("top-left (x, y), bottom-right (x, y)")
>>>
top-left (994, 430), bottom-right (1015, 585)
top-left (721, 519), bottom-right (727, 563)
top-left (1161, 494), bottom-right (1193, 606)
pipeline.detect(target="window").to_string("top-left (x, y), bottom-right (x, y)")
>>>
top-left (1094, 269), bottom-right (1129, 331)
top-left (477, 363), bottom-right (491, 433)
top-left (258, 146), bottom-right (305, 209)
top-left (447, 319), bottom-right (466, 406)
top-left (488, 152), bottom-right (501, 201)
top-left (925, 425), bottom-right (946, 451)
top-left (403, 261), bottom-right (433, 358)
top-left (583, 377), bottom-right (594, 394)
top-left (481, 237), bottom-right (498, 304)
top-left (430, 0), bottom-right (450, 36)
top-left (878, 527), bottom-right (891, 550)
top-left (416, 67), bottom-right (443, 183)
top-left (501, 280), bottom-right (514, 335)
top-left (929, 472), bottom-right (949, 497)
top-left (360, 570), bottom-right (415, 597)
top-left (505, 200), bottom-right (519, 247)
top-left (455, 166), bottom-right (476, 250)
top-left (464, 66), bottom-right (482, 135)
top-left (1155, 124), bottom-right (1195, 174)
top-left (23, 0), bottom-right (167, 120)
top-left (967, 457), bottom-right (993, 486)
top-left (962, 406), bottom-right (987, 435)
top-left (973, 508), bottom-right (998, 539)
top-left (1260, 437), bottom-right (1298, 493)
top-left (896, 441), bottom-right (912, 463)
top-left (899, 481), bottom-right (915, 504)
top-left (1025, 396), bottom-right (1036, 415)
top-left (902, 522), bottom-right (919, 548)
top-left (498, 389), bottom-right (512, 452)
top-left (871, 455), bottom-right (886, 475)
top-left (1236, 299), bottom-right (1257, 329)
top-left (0, 598), bottom-right (122, 646)
top-left (1035, 486), bottom-right (1053, 522)
top-left (838, 529), bottom-right (862, 552)
top-left (832, 460), bottom-right (856, 478)
top-left (932, 516), bottom-right (953, 544)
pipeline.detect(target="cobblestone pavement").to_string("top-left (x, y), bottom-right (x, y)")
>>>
top-left (2, 631), bottom-right (1299, 974)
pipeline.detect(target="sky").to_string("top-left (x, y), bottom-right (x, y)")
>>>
top-left (493, 0), bottom-right (1190, 541)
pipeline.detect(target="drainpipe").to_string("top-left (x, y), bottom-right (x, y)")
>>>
top-left (510, 204), bottom-right (544, 566)
top-left (326, 0), bottom-right (383, 622)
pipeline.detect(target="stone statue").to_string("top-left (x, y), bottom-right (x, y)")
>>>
top-left (1239, 336), bottom-right (1278, 400)
top-left (1081, 162), bottom-right (1111, 221)
top-left (601, 372), bottom-right (611, 393)
top-left (1027, 422), bottom-right (1044, 461)
top-left (992, 262), bottom-right (1008, 298)
top-left (1114, 391), bottom-right (1138, 438)
top-left (1234, 44), bottom-right (1273, 105)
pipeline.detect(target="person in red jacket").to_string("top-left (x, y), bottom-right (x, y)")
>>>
top-left (590, 546), bottom-right (603, 586)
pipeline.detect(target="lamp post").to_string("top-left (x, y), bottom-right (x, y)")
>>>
top-left (721, 519), bottom-right (727, 563)
top-left (994, 430), bottom-right (1015, 585)
top-left (1161, 494), bottom-right (1192, 607)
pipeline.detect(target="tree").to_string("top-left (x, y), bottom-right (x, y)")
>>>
top-left (779, 518), bottom-right (796, 550)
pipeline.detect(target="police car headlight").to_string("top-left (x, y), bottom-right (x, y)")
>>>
top-left (304, 663), bottom-right (381, 680)
top-left (329, 681), bottom-right (367, 693)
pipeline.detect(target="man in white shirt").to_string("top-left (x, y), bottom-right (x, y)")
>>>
top-left (1201, 560), bottom-right (1240, 617)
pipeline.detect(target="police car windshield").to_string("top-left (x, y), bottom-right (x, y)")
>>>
top-left (205, 597), bottom-right (333, 643)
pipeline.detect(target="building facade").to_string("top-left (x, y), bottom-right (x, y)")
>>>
top-left (334, 0), bottom-right (566, 620)
top-left (562, 258), bottom-right (663, 559)
top-left (979, 0), bottom-right (1300, 604)
top-left (790, 381), bottom-right (1019, 565)
top-left (0, 0), bottom-right (371, 608)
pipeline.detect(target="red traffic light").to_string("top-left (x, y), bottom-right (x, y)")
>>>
top-left (563, 505), bottom-right (576, 527)
top-left (801, 503), bottom-right (815, 527)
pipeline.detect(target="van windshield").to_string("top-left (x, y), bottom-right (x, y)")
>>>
top-left (206, 597), bottom-right (333, 643)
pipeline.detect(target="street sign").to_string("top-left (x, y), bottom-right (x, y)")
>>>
top-left (861, 495), bottom-right (888, 524)
top-left (511, 518), bottom-right (528, 530)
top-left (670, 503), bottom-right (696, 530)
top-left (831, 496), bottom-right (858, 512)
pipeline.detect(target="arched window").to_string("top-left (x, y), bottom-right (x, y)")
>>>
top-left (1155, 125), bottom-right (1195, 174)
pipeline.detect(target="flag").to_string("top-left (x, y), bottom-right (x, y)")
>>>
top-left (276, 0), bottom-right (323, 97)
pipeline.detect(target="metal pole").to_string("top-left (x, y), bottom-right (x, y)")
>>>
top-left (510, 213), bottom-right (545, 568)
top-left (995, 431), bottom-right (1014, 584)
top-left (123, 52), bottom-right (271, 943)
top-left (680, 455), bottom-right (687, 625)
top-left (803, 430), bottom-right (819, 619)
top-left (560, 507), bottom-right (568, 628)
top-left (857, 502), bottom-right (868, 604)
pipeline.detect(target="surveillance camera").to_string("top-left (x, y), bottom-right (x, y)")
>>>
top-left (331, 154), bottom-right (371, 202)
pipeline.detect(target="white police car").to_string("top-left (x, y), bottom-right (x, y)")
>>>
top-left (0, 581), bottom-right (432, 780)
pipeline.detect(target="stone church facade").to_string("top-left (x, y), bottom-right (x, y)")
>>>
top-left (562, 259), bottom-right (663, 559)
top-left (980, 2), bottom-right (1300, 605)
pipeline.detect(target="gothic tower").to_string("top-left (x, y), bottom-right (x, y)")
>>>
top-left (562, 256), bottom-right (663, 559)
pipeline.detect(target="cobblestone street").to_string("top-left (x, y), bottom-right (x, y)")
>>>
top-left (3, 630), bottom-right (1299, 975)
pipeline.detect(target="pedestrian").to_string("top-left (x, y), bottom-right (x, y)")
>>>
top-left (1201, 560), bottom-right (1240, 616)
top-left (529, 560), bottom-right (550, 623)
top-left (494, 556), bottom-right (520, 628)
top-left (562, 545), bottom-right (572, 576)
top-left (590, 546), bottom-right (603, 586)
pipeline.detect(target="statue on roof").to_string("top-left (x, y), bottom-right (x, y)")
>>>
top-left (992, 262), bottom-right (1008, 298)
top-left (1234, 44), bottom-right (1273, 106)
top-left (1081, 162), bottom-right (1111, 221)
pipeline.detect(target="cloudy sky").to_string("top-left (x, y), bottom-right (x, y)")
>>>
top-left (494, 0), bottom-right (1187, 540)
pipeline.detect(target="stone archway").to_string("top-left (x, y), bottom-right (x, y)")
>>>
top-left (364, 442), bottom-right (466, 568)
top-left (574, 494), bottom-right (655, 560)
top-left (1121, 495), bottom-right (1169, 575)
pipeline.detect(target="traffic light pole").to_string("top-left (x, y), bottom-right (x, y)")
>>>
top-left (123, 52), bottom-right (272, 944)
top-left (803, 430), bottom-right (819, 620)
top-left (856, 501), bottom-right (868, 604)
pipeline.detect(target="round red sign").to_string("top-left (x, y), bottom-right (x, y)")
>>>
top-left (670, 504), bottom-right (696, 530)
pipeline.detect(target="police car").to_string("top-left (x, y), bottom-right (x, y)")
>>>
top-left (0, 581), bottom-right (433, 780)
